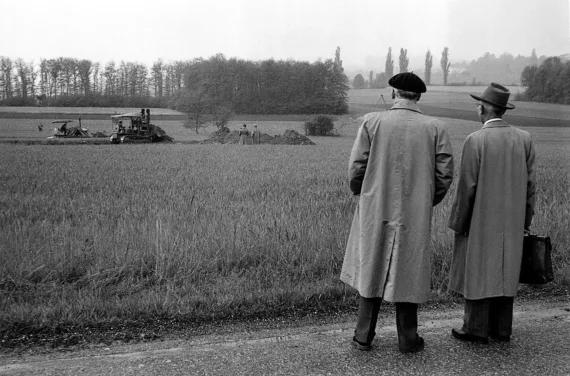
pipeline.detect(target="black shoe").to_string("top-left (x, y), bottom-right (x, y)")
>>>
top-left (399, 334), bottom-right (425, 353)
top-left (451, 328), bottom-right (489, 344)
top-left (352, 336), bottom-right (373, 351)
top-left (490, 334), bottom-right (511, 342)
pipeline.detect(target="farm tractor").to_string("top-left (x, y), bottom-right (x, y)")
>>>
top-left (109, 109), bottom-right (168, 144)
top-left (49, 119), bottom-right (90, 138)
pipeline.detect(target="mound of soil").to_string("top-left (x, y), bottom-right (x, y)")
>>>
top-left (271, 130), bottom-right (315, 145)
top-left (154, 125), bottom-right (174, 142)
top-left (202, 128), bottom-right (315, 145)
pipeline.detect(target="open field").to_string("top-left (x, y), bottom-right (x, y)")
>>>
top-left (0, 118), bottom-right (315, 144)
top-left (1, 119), bottom-right (569, 348)
top-left (349, 88), bottom-right (570, 124)
top-left (0, 92), bottom-right (569, 348)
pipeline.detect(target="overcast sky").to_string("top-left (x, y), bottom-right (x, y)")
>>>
top-left (2, 0), bottom-right (569, 72)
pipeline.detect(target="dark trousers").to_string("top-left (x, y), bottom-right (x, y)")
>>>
top-left (355, 296), bottom-right (419, 347)
top-left (462, 297), bottom-right (514, 338)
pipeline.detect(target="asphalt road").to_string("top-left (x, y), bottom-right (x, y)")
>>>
top-left (1, 301), bottom-right (569, 376)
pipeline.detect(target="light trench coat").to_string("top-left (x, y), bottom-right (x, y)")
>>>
top-left (340, 100), bottom-right (454, 303)
top-left (448, 119), bottom-right (536, 300)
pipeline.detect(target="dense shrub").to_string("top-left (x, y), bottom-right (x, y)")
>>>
top-left (304, 115), bottom-right (338, 136)
top-left (519, 57), bottom-right (570, 104)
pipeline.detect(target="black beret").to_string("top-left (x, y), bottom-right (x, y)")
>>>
top-left (388, 72), bottom-right (427, 93)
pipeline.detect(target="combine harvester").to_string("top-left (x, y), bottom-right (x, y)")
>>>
top-left (109, 109), bottom-right (169, 144)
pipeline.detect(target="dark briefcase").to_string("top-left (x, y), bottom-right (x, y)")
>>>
top-left (519, 234), bottom-right (554, 284)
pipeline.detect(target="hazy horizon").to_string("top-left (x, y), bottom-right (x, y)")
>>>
top-left (1, 0), bottom-right (569, 72)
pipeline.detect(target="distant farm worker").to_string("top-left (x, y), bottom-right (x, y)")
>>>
top-left (448, 83), bottom-right (536, 344)
top-left (60, 122), bottom-right (67, 135)
top-left (252, 124), bottom-right (261, 145)
top-left (239, 124), bottom-right (250, 145)
top-left (341, 72), bottom-right (454, 353)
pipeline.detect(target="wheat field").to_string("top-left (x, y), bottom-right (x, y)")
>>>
top-left (0, 115), bottom-right (568, 337)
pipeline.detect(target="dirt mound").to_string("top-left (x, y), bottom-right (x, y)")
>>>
top-left (153, 125), bottom-right (174, 142)
top-left (271, 130), bottom-right (315, 145)
top-left (202, 128), bottom-right (314, 145)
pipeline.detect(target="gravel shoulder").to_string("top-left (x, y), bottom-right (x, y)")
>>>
top-left (1, 297), bottom-right (569, 376)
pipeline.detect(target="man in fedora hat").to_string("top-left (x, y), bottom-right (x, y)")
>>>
top-left (448, 82), bottom-right (536, 344)
top-left (341, 72), bottom-right (454, 353)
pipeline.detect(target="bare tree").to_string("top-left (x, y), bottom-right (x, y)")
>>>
top-left (151, 59), bottom-right (164, 97)
top-left (1, 57), bottom-right (14, 99)
top-left (211, 103), bottom-right (233, 129)
top-left (91, 62), bottom-right (100, 94)
top-left (172, 87), bottom-right (212, 134)
top-left (103, 61), bottom-right (117, 96)
top-left (14, 59), bottom-right (29, 99)
top-left (39, 59), bottom-right (49, 97)
top-left (29, 61), bottom-right (38, 98)
top-left (47, 58), bottom-right (61, 98)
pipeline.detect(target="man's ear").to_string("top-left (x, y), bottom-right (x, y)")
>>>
top-left (478, 103), bottom-right (485, 116)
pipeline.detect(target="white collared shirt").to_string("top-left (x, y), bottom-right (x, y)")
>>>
top-left (483, 118), bottom-right (503, 127)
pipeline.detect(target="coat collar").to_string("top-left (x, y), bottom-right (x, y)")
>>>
top-left (482, 118), bottom-right (510, 129)
top-left (390, 99), bottom-right (423, 114)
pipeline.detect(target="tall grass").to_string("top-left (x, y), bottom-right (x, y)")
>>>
top-left (1, 120), bottom-right (568, 334)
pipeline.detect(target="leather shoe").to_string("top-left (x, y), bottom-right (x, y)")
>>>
top-left (451, 328), bottom-right (489, 344)
top-left (352, 336), bottom-right (372, 351)
top-left (399, 334), bottom-right (425, 353)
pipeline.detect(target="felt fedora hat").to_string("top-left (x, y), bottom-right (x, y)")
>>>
top-left (470, 82), bottom-right (515, 110)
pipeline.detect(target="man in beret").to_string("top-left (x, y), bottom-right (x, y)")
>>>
top-left (448, 83), bottom-right (536, 344)
top-left (341, 72), bottom-right (454, 353)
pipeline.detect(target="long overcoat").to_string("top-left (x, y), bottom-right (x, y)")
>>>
top-left (340, 99), bottom-right (454, 303)
top-left (448, 119), bottom-right (536, 300)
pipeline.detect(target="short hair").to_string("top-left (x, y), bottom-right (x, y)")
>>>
top-left (396, 89), bottom-right (421, 101)
top-left (481, 102), bottom-right (506, 117)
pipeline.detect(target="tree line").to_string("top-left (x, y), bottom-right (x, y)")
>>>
top-left (0, 49), bottom-right (349, 115)
top-left (0, 57), bottom-right (184, 107)
top-left (354, 48), bottom-right (547, 89)
top-left (354, 46), bottom-right (452, 89)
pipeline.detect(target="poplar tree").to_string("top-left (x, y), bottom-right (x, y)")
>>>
top-left (441, 47), bottom-right (451, 86)
top-left (424, 50), bottom-right (433, 85)
top-left (398, 48), bottom-right (409, 73)
top-left (385, 47), bottom-right (394, 79)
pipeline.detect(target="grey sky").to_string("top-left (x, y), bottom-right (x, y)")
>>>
top-left (1, 0), bottom-right (569, 71)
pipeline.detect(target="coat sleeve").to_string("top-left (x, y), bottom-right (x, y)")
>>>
top-left (433, 127), bottom-right (454, 206)
top-left (348, 121), bottom-right (371, 195)
top-left (448, 135), bottom-right (479, 234)
top-left (524, 137), bottom-right (536, 230)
